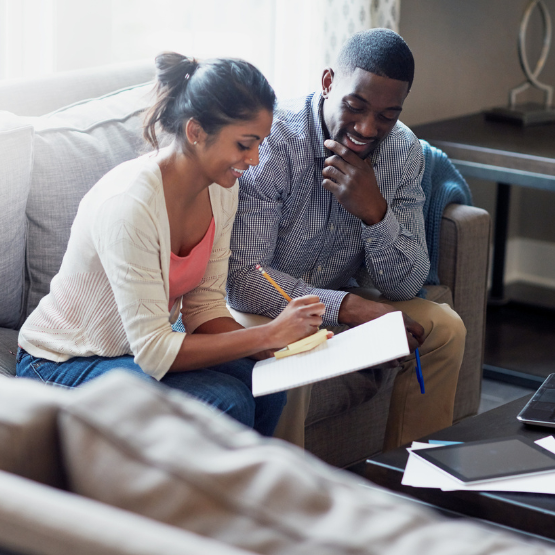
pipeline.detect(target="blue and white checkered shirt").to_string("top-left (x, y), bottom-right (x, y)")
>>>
top-left (227, 92), bottom-right (429, 327)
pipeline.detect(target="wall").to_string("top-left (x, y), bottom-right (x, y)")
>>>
top-left (399, 0), bottom-right (555, 293)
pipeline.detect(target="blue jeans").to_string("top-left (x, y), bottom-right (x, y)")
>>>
top-left (15, 348), bottom-right (286, 437)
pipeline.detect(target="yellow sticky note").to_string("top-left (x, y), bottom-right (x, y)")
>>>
top-left (274, 329), bottom-right (328, 359)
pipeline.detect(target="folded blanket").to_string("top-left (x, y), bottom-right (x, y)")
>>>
top-left (420, 139), bottom-right (473, 286)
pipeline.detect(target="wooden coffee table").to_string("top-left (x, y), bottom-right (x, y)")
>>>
top-left (364, 394), bottom-right (555, 542)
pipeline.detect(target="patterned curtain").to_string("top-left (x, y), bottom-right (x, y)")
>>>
top-left (323, 0), bottom-right (401, 67)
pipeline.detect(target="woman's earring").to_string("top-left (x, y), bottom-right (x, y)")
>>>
top-left (193, 141), bottom-right (198, 145)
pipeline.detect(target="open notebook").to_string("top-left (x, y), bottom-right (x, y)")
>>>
top-left (252, 311), bottom-right (410, 397)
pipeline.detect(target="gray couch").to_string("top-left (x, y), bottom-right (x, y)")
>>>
top-left (0, 60), bottom-right (490, 470)
top-left (2, 370), bottom-right (551, 555)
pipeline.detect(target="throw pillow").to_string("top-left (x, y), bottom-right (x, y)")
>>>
top-left (0, 112), bottom-right (33, 329)
top-left (24, 83), bottom-right (153, 316)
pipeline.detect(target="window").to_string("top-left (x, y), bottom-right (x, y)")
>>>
top-left (0, 0), bottom-right (326, 99)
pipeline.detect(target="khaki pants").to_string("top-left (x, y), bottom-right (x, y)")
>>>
top-left (229, 292), bottom-right (466, 452)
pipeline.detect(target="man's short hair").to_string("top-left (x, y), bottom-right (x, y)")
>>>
top-left (336, 28), bottom-right (414, 90)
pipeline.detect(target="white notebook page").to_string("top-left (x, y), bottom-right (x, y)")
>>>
top-left (252, 311), bottom-right (409, 397)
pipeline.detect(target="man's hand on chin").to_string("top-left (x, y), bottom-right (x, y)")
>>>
top-left (322, 139), bottom-right (387, 226)
top-left (338, 293), bottom-right (424, 353)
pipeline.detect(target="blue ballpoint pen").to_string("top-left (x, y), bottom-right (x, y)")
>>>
top-left (415, 348), bottom-right (425, 394)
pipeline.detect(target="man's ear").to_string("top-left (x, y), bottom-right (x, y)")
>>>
top-left (321, 68), bottom-right (334, 98)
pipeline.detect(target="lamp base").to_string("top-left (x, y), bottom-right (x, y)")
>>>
top-left (484, 103), bottom-right (555, 126)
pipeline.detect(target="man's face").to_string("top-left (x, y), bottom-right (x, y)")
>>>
top-left (321, 67), bottom-right (410, 159)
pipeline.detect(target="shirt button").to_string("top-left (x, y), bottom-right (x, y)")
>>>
top-left (366, 238), bottom-right (372, 244)
top-left (329, 224), bottom-right (335, 231)
top-left (317, 265), bottom-right (322, 272)
top-left (379, 270), bottom-right (383, 275)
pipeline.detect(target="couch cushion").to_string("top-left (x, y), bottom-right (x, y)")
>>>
top-left (0, 59), bottom-right (154, 117)
top-left (0, 375), bottom-right (69, 488)
top-left (59, 371), bottom-right (455, 555)
top-left (0, 113), bottom-right (33, 329)
top-left (0, 328), bottom-right (19, 377)
top-left (24, 83), bottom-right (153, 316)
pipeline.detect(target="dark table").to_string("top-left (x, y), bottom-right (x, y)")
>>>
top-left (412, 114), bottom-right (555, 304)
top-left (364, 394), bottom-right (555, 542)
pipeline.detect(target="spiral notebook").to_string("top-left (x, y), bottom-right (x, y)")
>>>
top-left (252, 311), bottom-right (409, 397)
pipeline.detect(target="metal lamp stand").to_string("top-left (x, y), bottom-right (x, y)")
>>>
top-left (485, 0), bottom-right (555, 126)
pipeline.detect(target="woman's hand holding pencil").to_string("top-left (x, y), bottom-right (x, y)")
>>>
top-left (269, 295), bottom-right (328, 346)
top-left (256, 264), bottom-right (333, 348)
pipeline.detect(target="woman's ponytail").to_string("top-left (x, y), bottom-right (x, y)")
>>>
top-left (143, 52), bottom-right (198, 150)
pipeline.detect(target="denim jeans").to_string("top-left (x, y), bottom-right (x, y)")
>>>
top-left (15, 348), bottom-right (286, 437)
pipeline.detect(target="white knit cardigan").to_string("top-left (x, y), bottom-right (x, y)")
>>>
top-left (19, 155), bottom-right (238, 380)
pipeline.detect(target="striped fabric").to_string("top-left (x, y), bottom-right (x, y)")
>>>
top-left (227, 92), bottom-right (429, 327)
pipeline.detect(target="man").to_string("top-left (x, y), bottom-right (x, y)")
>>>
top-left (227, 28), bottom-right (466, 450)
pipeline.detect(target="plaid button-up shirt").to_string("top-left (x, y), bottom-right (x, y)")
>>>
top-left (227, 92), bottom-right (428, 327)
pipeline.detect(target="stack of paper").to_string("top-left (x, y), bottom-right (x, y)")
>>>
top-left (402, 436), bottom-right (555, 494)
top-left (252, 311), bottom-right (409, 397)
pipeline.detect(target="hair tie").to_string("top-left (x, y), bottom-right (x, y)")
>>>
top-left (181, 57), bottom-right (198, 82)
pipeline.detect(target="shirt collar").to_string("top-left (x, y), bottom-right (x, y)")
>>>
top-left (310, 92), bottom-right (328, 159)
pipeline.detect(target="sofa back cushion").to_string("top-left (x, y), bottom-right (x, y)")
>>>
top-left (24, 83), bottom-right (152, 316)
top-left (0, 59), bottom-right (154, 117)
top-left (0, 375), bottom-right (69, 488)
top-left (0, 113), bottom-right (34, 329)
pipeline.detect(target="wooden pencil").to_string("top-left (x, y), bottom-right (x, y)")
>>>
top-left (255, 264), bottom-right (292, 302)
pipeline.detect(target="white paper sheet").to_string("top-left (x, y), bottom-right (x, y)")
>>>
top-left (401, 436), bottom-right (555, 493)
top-left (252, 311), bottom-right (409, 397)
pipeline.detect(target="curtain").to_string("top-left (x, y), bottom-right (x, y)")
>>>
top-left (323, 0), bottom-right (401, 70)
top-left (0, 0), bottom-right (402, 98)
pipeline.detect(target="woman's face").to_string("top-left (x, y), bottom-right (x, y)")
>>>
top-left (197, 109), bottom-right (273, 188)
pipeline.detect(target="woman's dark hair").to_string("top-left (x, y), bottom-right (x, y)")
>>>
top-left (143, 52), bottom-right (276, 150)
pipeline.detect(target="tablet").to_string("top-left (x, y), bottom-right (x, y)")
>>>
top-left (411, 436), bottom-right (555, 484)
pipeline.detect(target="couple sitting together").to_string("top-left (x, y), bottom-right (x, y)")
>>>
top-left (15, 28), bottom-right (465, 452)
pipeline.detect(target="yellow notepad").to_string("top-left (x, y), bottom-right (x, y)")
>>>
top-left (274, 329), bottom-right (329, 359)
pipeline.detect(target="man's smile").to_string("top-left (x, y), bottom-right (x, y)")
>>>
top-left (341, 132), bottom-right (378, 156)
top-left (347, 133), bottom-right (371, 146)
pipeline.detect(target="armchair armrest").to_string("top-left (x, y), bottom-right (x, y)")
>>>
top-left (438, 204), bottom-right (491, 421)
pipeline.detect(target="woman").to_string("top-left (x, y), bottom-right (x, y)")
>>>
top-left (16, 52), bottom-right (326, 437)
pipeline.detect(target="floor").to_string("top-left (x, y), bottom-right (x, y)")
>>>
top-left (479, 300), bottom-right (555, 413)
top-left (478, 377), bottom-right (532, 414)
top-left (484, 301), bottom-right (555, 380)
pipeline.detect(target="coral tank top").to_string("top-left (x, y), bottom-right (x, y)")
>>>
top-left (168, 217), bottom-right (215, 312)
